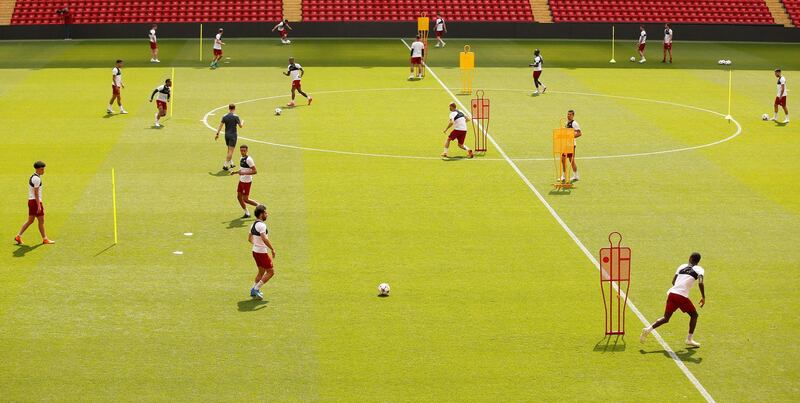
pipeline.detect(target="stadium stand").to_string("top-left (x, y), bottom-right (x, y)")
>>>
top-left (301, 0), bottom-right (534, 22)
top-left (550, 0), bottom-right (775, 25)
top-left (784, 0), bottom-right (800, 26)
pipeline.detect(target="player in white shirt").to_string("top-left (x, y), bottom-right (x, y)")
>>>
top-left (409, 35), bottom-right (426, 80)
top-left (272, 19), bottom-right (292, 44)
top-left (561, 110), bottom-right (582, 182)
top-left (434, 13), bottom-right (447, 48)
top-left (148, 25), bottom-right (160, 63)
top-left (529, 48), bottom-right (547, 95)
top-left (441, 102), bottom-right (474, 159)
top-left (210, 28), bottom-right (225, 69)
top-left (662, 23), bottom-right (673, 63)
top-left (248, 204), bottom-right (276, 300)
top-left (641, 253), bottom-right (707, 347)
top-left (15, 161), bottom-right (55, 245)
top-left (283, 57), bottom-right (312, 107)
top-left (231, 144), bottom-right (262, 218)
top-left (148, 78), bottom-right (171, 127)
top-left (772, 69), bottom-right (789, 123)
top-left (107, 59), bottom-right (127, 114)
top-left (637, 25), bottom-right (647, 63)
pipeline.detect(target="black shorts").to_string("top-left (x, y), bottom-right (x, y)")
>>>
top-left (225, 135), bottom-right (237, 147)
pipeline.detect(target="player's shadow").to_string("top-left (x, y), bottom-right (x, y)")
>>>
top-left (225, 218), bottom-right (248, 229)
top-left (775, 122), bottom-right (789, 127)
top-left (548, 188), bottom-right (573, 195)
top-left (593, 335), bottom-right (626, 352)
top-left (102, 113), bottom-right (116, 119)
top-left (640, 347), bottom-right (703, 364)
top-left (208, 170), bottom-right (230, 177)
top-left (149, 125), bottom-right (165, 129)
top-left (237, 299), bottom-right (269, 312)
top-left (441, 156), bottom-right (472, 162)
top-left (12, 244), bottom-right (42, 257)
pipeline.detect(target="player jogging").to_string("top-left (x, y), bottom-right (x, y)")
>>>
top-left (662, 23), bottom-right (673, 63)
top-left (210, 28), bottom-right (225, 69)
top-left (772, 69), bottom-right (789, 123)
top-left (284, 57), bottom-right (312, 107)
top-left (272, 19), bottom-right (292, 44)
top-left (442, 102), bottom-right (474, 159)
top-left (107, 59), bottom-right (127, 114)
top-left (434, 13), bottom-right (447, 48)
top-left (640, 252), bottom-right (706, 348)
top-left (231, 144), bottom-right (262, 218)
top-left (561, 110), bottom-right (582, 182)
top-left (149, 25), bottom-right (160, 63)
top-left (409, 35), bottom-right (425, 80)
top-left (149, 78), bottom-right (171, 127)
top-left (248, 204), bottom-right (276, 300)
top-left (215, 103), bottom-right (244, 170)
top-left (637, 25), bottom-right (647, 63)
top-left (15, 161), bottom-right (55, 245)
top-left (529, 48), bottom-right (547, 95)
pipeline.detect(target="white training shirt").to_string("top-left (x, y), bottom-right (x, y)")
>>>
top-left (239, 156), bottom-right (255, 183)
top-left (149, 29), bottom-right (156, 43)
top-left (214, 33), bottom-right (223, 50)
top-left (533, 55), bottom-right (543, 72)
top-left (668, 264), bottom-right (705, 298)
top-left (450, 110), bottom-right (467, 131)
top-left (567, 119), bottom-right (581, 145)
top-left (288, 63), bottom-right (303, 80)
top-left (639, 30), bottom-right (647, 44)
top-left (411, 41), bottom-right (425, 57)
top-left (251, 221), bottom-right (269, 253)
top-left (154, 85), bottom-right (169, 102)
top-left (664, 28), bottom-right (673, 44)
top-left (277, 21), bottom-right (286, 31)
top-left (28, 174), bottom-right (42, 201)
top-left (112, 66), bottom-right (122, 87)
top-left (777, 76), bottom-right (787, 97)
top-left (435, 18), bottom-right (445, 32)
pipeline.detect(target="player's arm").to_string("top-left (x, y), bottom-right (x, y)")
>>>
top-left (232, 164), bottom-right (256, 176)
top-left (271, 23), bottom-right (279, 31)
top-left (262, 234), bottom-right (275, 258)
top-left (671, 274), bottom-right (678, 285)
top-left (237, 117), bottom-right (244, 128)
top-left (574, 128), bottom-right (582, 138)
top-left (149, 88), bottom-right (158, 102)
top-left (286, 23), bottom-right (292, 30)
top-left (780, 82), bottom-right (786, 97)
top-left (33, 187), bottom-right (42, 213)
top-left (215, 121), bottom-right (223, 139)
top-left (443, 119), bottom-right (454, 133)
top-left (299, 67), bottom-right (304, 78)
top-left (248, 233), bottom-right (254, 244)
top-left (698, 275), bottom-right (705, 307)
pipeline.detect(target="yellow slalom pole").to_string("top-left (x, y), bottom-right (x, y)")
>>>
top-left (609, 25), bottom-right (616, 63)
top-left (170, 67), bottom-right (175, 118)
top-left (199, 23), bottom-right (203, 61)
top-left (725, 68), bottom-right (733, 120)
top-left (112, 168), bottom-right (118, 244)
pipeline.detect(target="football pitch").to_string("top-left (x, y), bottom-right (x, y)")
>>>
top-left (1, 37), bottom-right (799, 401)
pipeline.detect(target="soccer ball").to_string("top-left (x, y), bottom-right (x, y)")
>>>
top-left (718, 60), bottom-right (724, 65)
top-left (725, 60), bottom-right (732, 65)
top-left (629, 57), bottom-right (636, 62)
top-left (274, 108), bottom-right (282, 115)
top-left (762, 113), bottom-right (769, 121)
top-left (378, 283), bottom-right (390, 296)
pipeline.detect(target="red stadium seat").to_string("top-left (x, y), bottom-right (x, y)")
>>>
top-left (549, 0), bottom-right (776, 25)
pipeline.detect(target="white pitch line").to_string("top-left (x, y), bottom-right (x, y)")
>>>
top-left (401, 38), bottom-right (716, 403)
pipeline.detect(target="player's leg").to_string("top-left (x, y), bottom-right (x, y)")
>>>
top-left (251, 264), bottom-right (266, 299)
top-left (455, 132), bottom-right (474, 158)
top-left (36, 215), bottom-right (50, 242)
top-left (560, 154), bottom-right (567, 181)
top-left (296, 88), bottom-right (309, 100)
top-left (260, 266), bottom-right (275, 286)
top-left (569, 154), bottom-right (579, 181)
top-left (773, 99), bottom-right (780, 120)
top-left (16, 215), bottom-right (35, 242)
top-left (237, 192), bottom-right (247, 210)
top-left (226, 146), bottom-right (235, 169)
top-left (782, 100), bottom-right (789, 122)
top-left (442, 138), bottom-right (451, 157)
top-left (668, 47), bottom-right (673, 62)
top-left (662, 46), bottom-right (666, 62)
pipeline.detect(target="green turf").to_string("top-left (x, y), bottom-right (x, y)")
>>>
top-left (1, 38), bottom-right (798, 401)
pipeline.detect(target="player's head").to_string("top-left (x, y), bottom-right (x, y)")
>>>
top-left (152, 24), bottom-right (157, 30)
top-left (240, 144), bottom-right (248, 156)
top-left (165, 78), bottom-right (172, 87)
top-left (689, 252), bottom-right (701, 265)
top-left (416, 35), bottom-right (421, 41)
top-left (664, 23), bottom-right (670, 28)
top-left (567, 109), bottom-right (575, 120)
top-left (33, 160), bottom-right (46, 174)
top-left (288, 57), bottom-right (295, 64)
top-left (218, 28), bottom-right (224, 33)
top-left (534, 48), bottom-right (540, 56)
top-left (775, 68), bottom-right (782, 77)
top-left (115, 59), bottom-right (123, 67)
top-left (437, 12), bottom-right (441, 17)
top-left (449, 102), bottom-right (456, 111)
top-left (284, 19), bottom-right (289, 23)
top-left (254, 204), bottom-right (268, 220)
top-left (228, 103), bottom-right (236, 111)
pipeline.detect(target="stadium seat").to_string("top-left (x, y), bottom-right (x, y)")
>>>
top-left (303, 0), bottom-right (534, 22)
top-left (549, 0), bottom-right (776, 24)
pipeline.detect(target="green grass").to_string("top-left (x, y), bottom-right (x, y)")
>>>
top-left (1, 38), bottom-right (798, 401)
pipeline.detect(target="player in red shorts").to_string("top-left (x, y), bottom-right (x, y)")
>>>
top-left (772, 69), bottom-right (789, 123)
top-left (15, 161), bottom-right (55, 245)
top-left (272, 19), bottom-right (292, 44)
top-left (561, 110), bottom-right (582, 182)
top-left (210, 28), bottom-right (225, 69)
top-left (231, 144), bottom-right (262, 219)
top-left (641, 252), bottom-right (706, 347)
top-left (662, 23), bottom-right (673, 63)
top-left (149, 78), bottom-right (171, 128)
top-left (284, 57), bottom-right (312, 107)
top-left (107, 59), bottom-right (127, 114)
top-left (441, 102), bottom-right (474, 159)
top-left (408, 35), bottom-right (425, 80)
top-left (248, 204), bottom-right (276, 300)
top-left (433, 13), bottom-right (447, 48)
top-left (148, 25), bottom-right (160, 63)
top-left (636, 25), bottom-right (647, 63)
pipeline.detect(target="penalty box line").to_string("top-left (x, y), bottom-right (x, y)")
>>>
top-left (400, 38), bottom-right (715, 403)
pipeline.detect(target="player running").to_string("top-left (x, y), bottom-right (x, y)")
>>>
top-left (215, 103), bottom-right (244, 170)
top-left (529, 48), bottom-right (547, 95)
top-left (210, 28), bottom-right (225, 69)
top-left (272, 19), bottom-right (292, 44)
top-left (561, 109), bottom-right (581, 182)
top-left (15, 161), bottom-right (55, 245)
top-left (441, 102), bottom-right (474, 159)
top-left (662, 23), bottom-right (673, 63)
top-left (640, 252), bottom-right (706, 348)
top-left (231, 144), bottom-right (261, 219)
top-left (107, 59), bottom-right (127, 114)
top-left (248, 204), bottom-right (276, 300)
top-left (149, 78), bottom-right (171, 128)
top-left (772, 69), bottom-right (789, 123)
top-left (637, 25), bottom-right (647, 63)
top-left (284, 57), bottom-right (312, 107)
top-left (434, 13), bottom-right (447, 48)
top-left (149, 25), bottom-right (160, 63)
top-left (409, 35), bottom-right (425, 80)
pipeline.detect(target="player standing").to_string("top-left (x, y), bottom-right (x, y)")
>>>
top-left (434, 13), bottom-right (447, 48)
top-left (561, 110), bottom-right (582, 182)
top-left (149, 78), bottom-right (171, 128)
top-left (15, 161), bottom-right (55, 245)
top-left (640, 252), bottom-right (706, 348)
top-left (272, 19), bottom-right (292, 44)
top-left (107, 59), bottom-right (127, 115)
top-left (662, 23), bottom-right (673, 63)
top-left (284, 57), bottom-right (312, 107)
top-left (248, 204), bottom-right (276, 300)
top-left (409, 35), bottom-right (425, 80)
top-left (529, 48), bottom-right (547, 95)
top-left (772, 69), bottom-right (789, 123)
top-left (637, 25), bottom-right (647, 63)
top-left (149, 25), bottom-right (160, 63)
top-left (210, 28), bottom-right (225, 69)
top-left (441, 102), bottom-right (474, 159)
top-left (231, 144), bottom-right (262, 218)
top-left (215, 103), bottom-right (244, 170)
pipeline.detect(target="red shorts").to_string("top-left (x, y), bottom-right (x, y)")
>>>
top-left (279, 30), bottom-right (287, 38)
top-left (638, 43), bottom-right (646, 52)
top-left (665, 292), bottom-right (696, 315)
top-left (150, 41), bottom-right (157, 50)
top-left (533, 70), bottom-right (542, 80)
top-left (27, 199), bottom-right (44, 217)
top-left (663, 42), bottom-right (672, 50)
top-left (411, 57), bottom-right (422, 65)
top-left (156, 100), bottom-right (167, 110)
top-left (252, 251), bottom-right (273, 269)
top-left (562, 145), bottom-right (576, 159)
top-left (213, 48), bottom-right (222, 56)
top-left (112, 85), bottom-right (121, 96)
top-left (435, 30), bottom-right (443, 38)
top-left (292, 80), bottom-right (302, 90)
top-left (237, 181), bottom-right (252, 195)
top-left (775, 96), bottom-right (787, 107)
top-left (448, 129), bottom-right (467, 145)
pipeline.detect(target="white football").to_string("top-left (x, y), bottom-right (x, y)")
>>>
top-left (725, 60), bottom-right (732, 65)
top-left (718, 60), bottom-right (724, 65)
top-left (275, 108), bottom-right (282, 115)
top-left (629, 56), bottom-right (636, 62)
top-left (378, 283), bottom-right (390, 296)
top-left (762, 113), bottom-right (769, 121)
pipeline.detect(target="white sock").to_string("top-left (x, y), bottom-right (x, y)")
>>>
top-left (155, 112), bottom-right (159, 121)
top-left (119, 105), bottom-right (124, 110)
top-left (252, 282), bottom-right (258, 289)
top-left (443, 148), bottom-right (448, 154)
top-left (646, 326), bottom-right (653, 332)
top-left (687, 333), bottom-right (693, 340)
top-left (774, 113), bottom-right (778, 119)
top-left (108, 104), bottom-right (113, 109)
top-left (255, 280), bottom-right (264, 290)
top-left (244, 208), bottom-right (249, 215)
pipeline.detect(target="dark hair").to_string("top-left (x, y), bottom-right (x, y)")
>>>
top-left (165, 78), bottom-right (172, 84)
top-left (534, 48), bottom-right (540, 56)
top-left (218, 28), bottom-right (224, 32)
top-left (284, 19), bottom-right (289, 22)
top-left (33, 161), bottom-right (46, 169)
top-left (689, 252), bottom-right (702, 265)
top-left (416, 35), bottom-right (421, 39)
top-left (254, 204), bottom-right (267, 218)
top-left (240, 144), bottom-right (248, 149)
top-left (116, 59), bottom-right (123, 64)
top-left (568, 109), bottom-right (575, 114)
top-left (775, 68), bottom-right (782, 72)
top-left (229, 103), bottom-right (236, 110)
